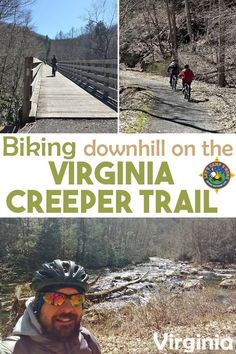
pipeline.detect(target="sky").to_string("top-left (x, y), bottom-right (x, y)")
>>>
top-left (28, 0), bottom-right (116, 39)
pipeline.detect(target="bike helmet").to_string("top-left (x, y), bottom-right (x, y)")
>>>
top-left (184, 64), bottom-right (189, 69)
top-left (31, 259), bottom-right (89, 294)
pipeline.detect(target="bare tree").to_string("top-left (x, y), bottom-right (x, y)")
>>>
top-left (142, 0), bottom-right (168, 60)
top-left (85, 0), bottom-right (117, 59)
top-left (184, 0), bottom-right (195, 51)
top-left (120, 0), bottom-right (137, 27)
top-left (218, 0), bottom-right (226, 86)
top-left (0, 0), bottom-right (44, 123)
top-left (165, 0), bottom-right (178, 59)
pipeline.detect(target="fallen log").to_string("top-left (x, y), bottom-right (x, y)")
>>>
top-left (88, 273), bottom-right (102, 287)
top-left (86, 272), bottom-right (149, 301)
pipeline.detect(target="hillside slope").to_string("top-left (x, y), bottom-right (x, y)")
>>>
top-left (120, 0), bottom-right (236, 87)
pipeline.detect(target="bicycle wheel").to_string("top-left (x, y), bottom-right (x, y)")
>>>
top-left (188, 85), bottom-right (191, 101)
top-left (184, 84), bottom-right (188, 99)
top-left (172, 75), bottom-right (177, 90)
top-left (185, 84), bottom-right (190, 101)
top-left (52, 66), bottom-right (57, 77)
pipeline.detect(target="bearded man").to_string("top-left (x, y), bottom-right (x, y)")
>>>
top-left (0, 260), bottom-right (101, 354)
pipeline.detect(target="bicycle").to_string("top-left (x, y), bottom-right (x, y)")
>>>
top-left (183, 82), bottom-right (191, 101)
top-left (52, 64), bottom-right (57, 77)
top-left (171, 74), bottom-right (177, 91)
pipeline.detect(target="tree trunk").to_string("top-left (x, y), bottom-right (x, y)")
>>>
top-left (76, 219), bottom-right (87, 263)
top-left (218, 0), bottom-right (226, 87)
top-left (184, 0), bottom-right (195, 51)
top-left (171, 0), bottom-right (178, 59)
top-left (165, 0), bottom-right (178, 60)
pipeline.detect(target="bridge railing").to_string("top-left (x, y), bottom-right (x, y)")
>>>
top-left (58, 59), bottom-right (117, 107)
top-left (22, 57), bottom-right (43, 122)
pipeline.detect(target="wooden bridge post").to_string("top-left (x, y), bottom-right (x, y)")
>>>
top-left (72, 61), bottom-right (75, 80)
top-left (103, 63), bottom-right (109, 100)
top-left (22, 57), bottom-right (33, 123)
top-left (87, 62), bottom-right (91, 88)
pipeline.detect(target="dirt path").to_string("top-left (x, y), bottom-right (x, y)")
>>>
top-left (120, 70), bottom-right (229, 133)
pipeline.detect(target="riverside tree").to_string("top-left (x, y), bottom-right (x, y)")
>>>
top-left (0, 218), bottom-right (235, 283)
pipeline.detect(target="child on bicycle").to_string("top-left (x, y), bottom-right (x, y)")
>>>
top-left (178, 64), bottom-right (194, 91)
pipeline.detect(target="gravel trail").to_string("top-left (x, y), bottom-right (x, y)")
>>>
top-left (19, 118), bottom-right (117, 133)
top-left (120, 70), bottom-right (229, 133)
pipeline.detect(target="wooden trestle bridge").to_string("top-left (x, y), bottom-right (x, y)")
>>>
top-left (22, 57), bottom-right (117, 123)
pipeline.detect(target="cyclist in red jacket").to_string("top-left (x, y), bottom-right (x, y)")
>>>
top-left (178, 64), bottom-right (194, 90)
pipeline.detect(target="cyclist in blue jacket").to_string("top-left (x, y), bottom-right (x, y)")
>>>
top-left (167, 59), bottom-right (179, 87)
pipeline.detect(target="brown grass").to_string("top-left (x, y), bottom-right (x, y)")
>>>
top-left (83, 287), bottom-right (236, 353)
top-left (84, 287), bottom-right (228, 339)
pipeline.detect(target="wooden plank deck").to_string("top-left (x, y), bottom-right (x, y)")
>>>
top-left (36, 65), bottom-right (117, 119)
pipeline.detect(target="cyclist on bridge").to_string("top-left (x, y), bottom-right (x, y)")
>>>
top-left (51, 55), bottom-right (58, 76)
top-left (178, 64), bottom-right (194, 91)
top-left (167, 59), bottom-right (179, 87)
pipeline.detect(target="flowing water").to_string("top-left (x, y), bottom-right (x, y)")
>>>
top-left (1, 257), bottom-right (235, 329)
top-left (88, 257), bottom-right (236, 310)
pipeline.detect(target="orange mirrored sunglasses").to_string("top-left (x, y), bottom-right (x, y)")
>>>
top-left (42, 291), bottom-right (85, 307)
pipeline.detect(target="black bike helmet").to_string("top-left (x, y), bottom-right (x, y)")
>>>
top-left (184, 64), bottom-right (189, 69)
top-left (31, 260), bottom-right (89, 294)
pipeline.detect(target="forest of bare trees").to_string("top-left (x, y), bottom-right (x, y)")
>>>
top-left (0, 0), bottom-right (46, 125)
top-left (0, 218), bottom-right (235, 282)
top-left (120, 0), bottom-right (236, 87)
top-left (0, 0), bottom-right (117, 125)
top-left (50, 22), bottom-right (117, 61)
top-left (52, 0), bottom-right (117, 60)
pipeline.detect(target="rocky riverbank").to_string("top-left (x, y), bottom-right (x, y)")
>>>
top-left (85, 257), bottom-right (236, 353)
top-left (86, 257), bottom-right (236, 309)
top-left (1, 257), bottom-right (236, 353)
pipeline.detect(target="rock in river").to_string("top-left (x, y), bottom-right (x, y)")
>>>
top-left (219, 278), bottom-right (236, 289)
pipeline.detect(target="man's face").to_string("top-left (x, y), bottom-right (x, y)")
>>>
top-left (39, 287), bottom-right (83, 340)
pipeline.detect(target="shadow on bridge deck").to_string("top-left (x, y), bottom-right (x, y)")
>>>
top-left (36, 65), bottom-right (117, 119)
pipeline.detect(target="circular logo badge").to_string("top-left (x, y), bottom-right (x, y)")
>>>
top-left (203, 160), bottom-right (231, 189)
